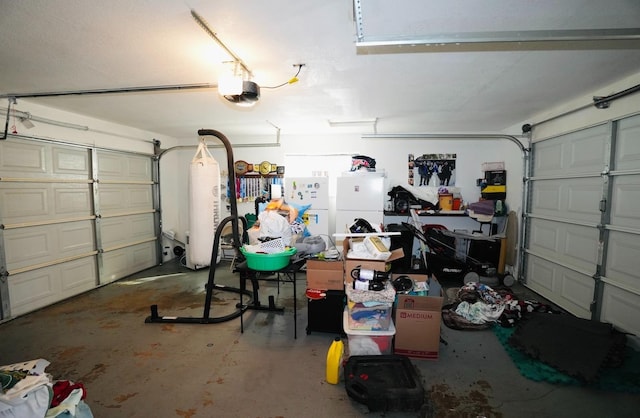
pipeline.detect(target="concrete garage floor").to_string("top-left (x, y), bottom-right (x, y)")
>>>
top-left (1, 258), bottom-right (639, 418)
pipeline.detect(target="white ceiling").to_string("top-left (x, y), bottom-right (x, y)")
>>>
top-left (1, 0), bottom-right (640, 141)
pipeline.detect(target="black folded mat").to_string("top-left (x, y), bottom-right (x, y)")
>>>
top-left (508, 312), bottom-right (627, 383)
top-left (344, 355), bottom-right (425, 412)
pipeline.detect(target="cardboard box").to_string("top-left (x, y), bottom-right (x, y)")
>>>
top-left (394, 295), bottom-right (444, 360)
top-left (306, 259), bottom-right (344, 290)
top-left (343, 238), bottom-right (404, 283)
top-left (363, 236), bottom-right (391, 260)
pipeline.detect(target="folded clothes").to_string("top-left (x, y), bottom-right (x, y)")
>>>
top-left (347, 299), bottom-right (393, 331)
top-left (346, 281), bottom-right (396, 304)
top-left (467, 200), bottom-right (495, 216)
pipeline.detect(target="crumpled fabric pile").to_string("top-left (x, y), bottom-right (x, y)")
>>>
top-left (442, 282), bottom-right (561, 330)
top-left (0, 359), bottom-right (93, 418)
top-left (454, 282), bottom-right (505, 324)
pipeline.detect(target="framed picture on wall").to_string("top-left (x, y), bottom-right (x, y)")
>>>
top-left (409, 153), bottom-right (457, 187)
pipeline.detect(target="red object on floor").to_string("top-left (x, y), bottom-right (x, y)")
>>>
top-left (51, 380), bottom-right (86, 407)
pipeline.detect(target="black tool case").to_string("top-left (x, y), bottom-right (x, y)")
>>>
top-left (344, 355), bottom-right (425, 412)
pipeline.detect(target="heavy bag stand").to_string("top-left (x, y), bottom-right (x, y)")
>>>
top-left (145, 129), bottom-right (254, 326)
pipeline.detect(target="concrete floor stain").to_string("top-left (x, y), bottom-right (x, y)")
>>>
top-left (47, 346), bottom-right (85, 378)
top-left (114, 392), bottom-right (139, 403)
top-left (80, 363), bottom-right (108, 384)
top-left (162, 324), bottom-right (178, 332)
top-left (201, 390), bottom-right (214, 407)
top-left (175, 408), bottom-right (197, 417)
top-left (99, 319), bottom-right (121, 329)
top-left (33, 284), bottom-right (236, 317)
top-left (428, 381), bottom-right (502, 418)
top-left (56, 345), bottom-right (86, 360)
top-left (101, 403), bottom-right (122, 409)
top-left (133, 350), bottom-right (165, 360)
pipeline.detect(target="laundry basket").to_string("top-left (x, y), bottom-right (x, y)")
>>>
top-left (258, 237), bottom-right (285, 254)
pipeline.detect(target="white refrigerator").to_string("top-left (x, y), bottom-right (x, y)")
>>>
top-left (335, 173), bottom-right (386, 235)
top-left (284, 176), bottom-right (330, 246)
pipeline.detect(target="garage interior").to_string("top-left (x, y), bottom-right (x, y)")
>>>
top-left (1, 1), bottom-right (640, 417)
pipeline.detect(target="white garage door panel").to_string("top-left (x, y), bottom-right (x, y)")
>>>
top-left (8, 271), bottom-right (55, 313)
top-left (532, 124), bottom-right (608, 176)
top-left (0, 183), bottom-right (92, 225)
top-left (126, 156), bottom-right (153, 180)
top-left (4, 221), bottom-right (94, 271)
top-left (56, 186), bottom-right (93, 215)
top-left (559, 269), bottom-right (595, 317)
top-left (529, 178), bottom-right (602, 223)
top-left (616, 114), bottom-right (640, 171)
top-left (610, 175), bottom-right (640, 230)
top-left (96, 151), bottom-right (156, 285)
top-left (526, 255), bottom-right (593, 318)
top-left (532, 141), bottom-right (563, 174)
top-left (100, 241), bottom-right (156, 284)
top-left (99, 184), bottom-right (153, 214)
top-left (51, 147), bottom-right (90, 176)
top-left (0, 141), bottom-right (46, 175)
top-left (8, 257), bottom-right (97, 316)
top-left (526, 256), bottom-right (555, 292)
top-left (97, 153), bottom-right (152, 182)
top-left (606, 231), bottom-right (640, 292)
top-left (600, 285), bottom-right (640, 336)
top-left (528, 218), bottom-right (599, 273)
top-left (100, 214), bottom-right (155, 248)
top-left (0, 140), bottom-right (89, 180)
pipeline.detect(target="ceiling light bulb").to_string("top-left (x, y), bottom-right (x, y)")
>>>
top-left (218, 73), bottom-right (243, 96)
top-left (222, 81), bottom-right (260, 107)
top-left (234, 100), bottom-right (257, 108)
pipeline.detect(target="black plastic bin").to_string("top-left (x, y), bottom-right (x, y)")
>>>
top-left (344, 355), bottom-right (425, 412)
top-left (306, 290), bottom-right (345, 335)
top-left (386, 223), bottom-right (413, 272)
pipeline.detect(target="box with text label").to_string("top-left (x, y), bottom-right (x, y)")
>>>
top-left (394, 295), bottom-right (444, 360)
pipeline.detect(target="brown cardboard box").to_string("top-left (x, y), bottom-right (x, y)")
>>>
top-left (306, 259), bottom-right (344, 290)
top-left (343, 238), bottom-right (404, 283)
top-left (394, 295), bottom-right (444, 360)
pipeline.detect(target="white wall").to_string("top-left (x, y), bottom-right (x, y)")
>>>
top-left (158, 132), bottom-right (526, 257)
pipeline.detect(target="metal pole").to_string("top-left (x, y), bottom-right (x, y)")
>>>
top-left (0, 83), bottom-right (217, 100)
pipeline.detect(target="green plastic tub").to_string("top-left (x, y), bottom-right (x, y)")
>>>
top-left (240, 247), bottom-right (297, 271)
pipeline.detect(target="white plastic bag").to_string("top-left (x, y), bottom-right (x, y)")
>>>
top-left (258, 210), bottom-right (292, 245)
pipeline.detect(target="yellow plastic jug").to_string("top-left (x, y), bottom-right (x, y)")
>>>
top-left (326, 337), bottom-right (344, 384)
